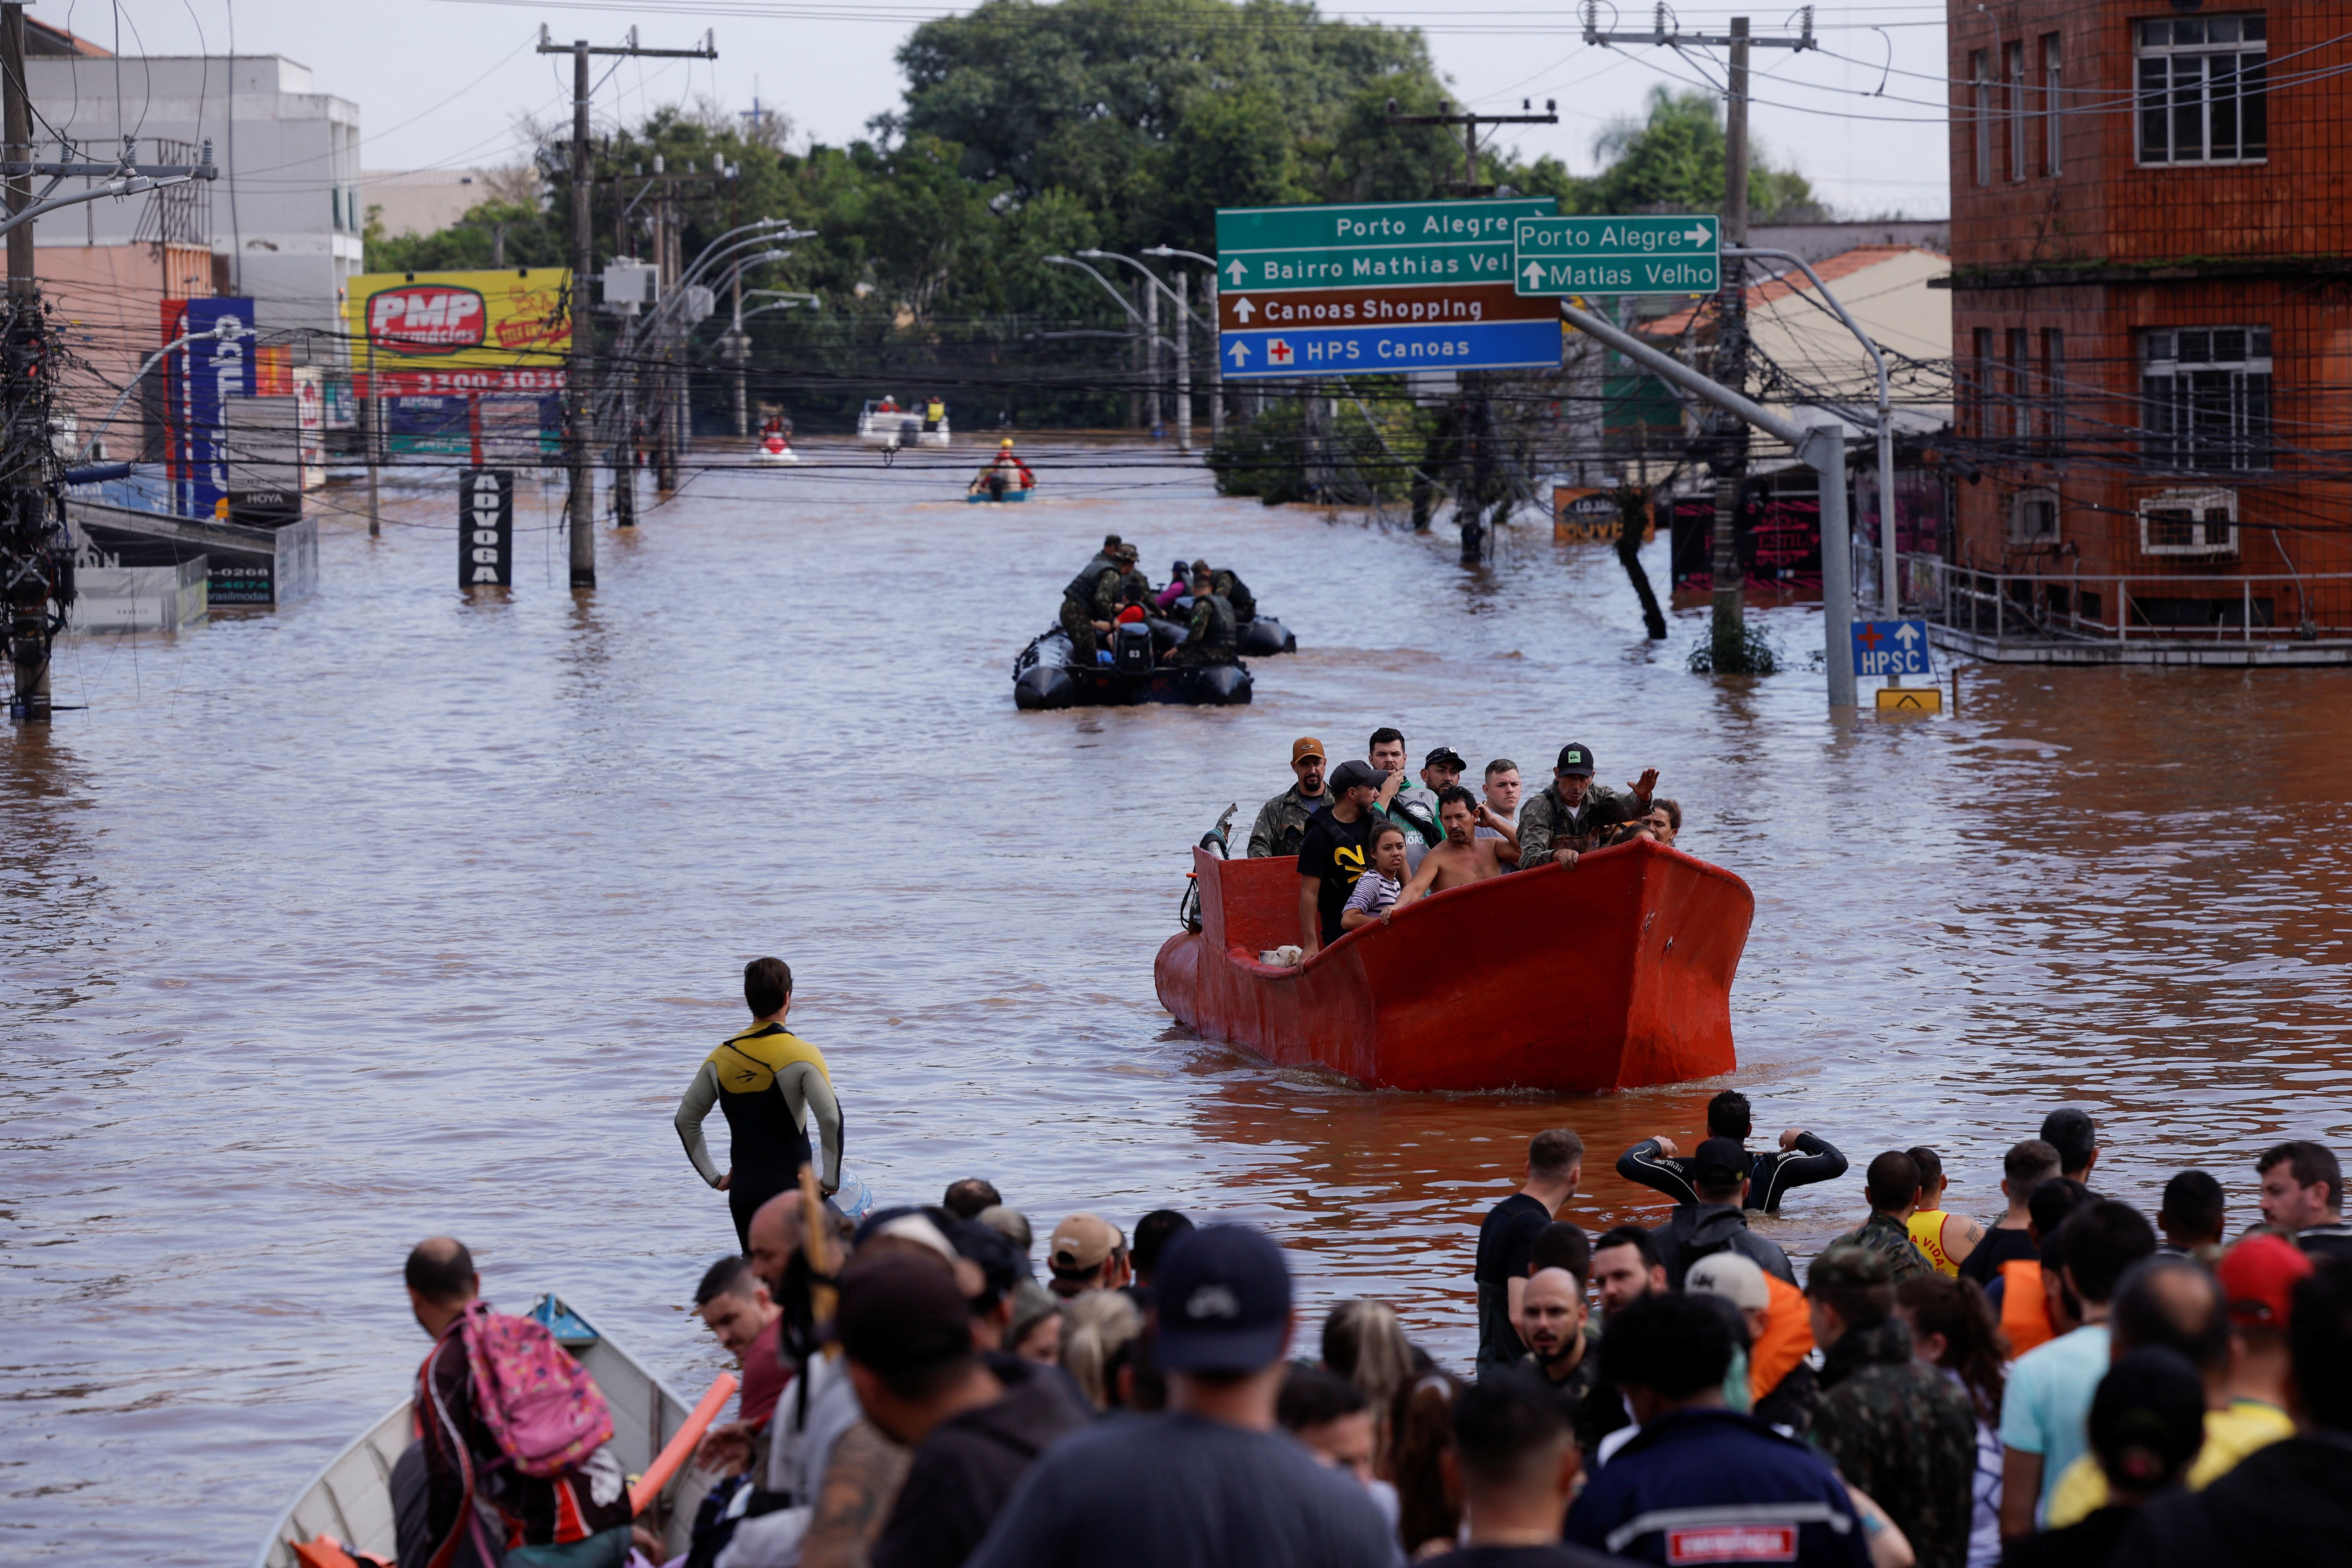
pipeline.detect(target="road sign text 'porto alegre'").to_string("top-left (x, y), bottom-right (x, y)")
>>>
top-left (1512, 214), bottom-right (1722, 296)
top-left (1215, 198), bottom-right (1564, 379)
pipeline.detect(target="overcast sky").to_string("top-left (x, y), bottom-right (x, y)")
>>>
top-left (75, 0), bottom-right (1952, 218)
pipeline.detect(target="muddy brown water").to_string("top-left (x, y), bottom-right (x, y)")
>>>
top-left (5, 441), bottom-right (2350, 1561)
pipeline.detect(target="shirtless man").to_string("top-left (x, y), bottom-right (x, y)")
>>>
top-left (1393, 787), bottom-right (1518, 910)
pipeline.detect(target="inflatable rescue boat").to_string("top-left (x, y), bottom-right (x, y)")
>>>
top-left (1014, 623), bottom-right (1251, 708)
top-left (1155, 837), bottom-right (1753, 1092)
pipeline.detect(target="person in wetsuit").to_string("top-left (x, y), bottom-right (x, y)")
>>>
top-left (676, 956), bottom-right (846, 1251)
top-left (1616, 1090), bottom-right (1847, 1214)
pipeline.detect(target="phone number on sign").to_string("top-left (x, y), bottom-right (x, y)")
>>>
top-left (366, 369), bottom-right (567, 396)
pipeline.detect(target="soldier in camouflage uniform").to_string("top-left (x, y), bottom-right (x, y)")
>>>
top-left (1824, 1150), bottom-right (1938, 1283)
top-left (1247, 737), bottom-right (1328, 858)
top-left (1057, 539), bottom-right (1129, 665)
top-left (1804, 1245), bottom-right (1980, 1568)
top-left (1515, 743), bottom-right (1657, 868)
top-left (1171, 568), bottom-right (1237, 665)
top-left (1191, 558), bottom-right (1257, 623)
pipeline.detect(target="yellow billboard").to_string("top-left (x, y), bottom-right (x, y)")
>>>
top-left (343, 268), bottom-right (570, 396)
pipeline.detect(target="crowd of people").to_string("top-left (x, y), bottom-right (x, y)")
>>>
top-left (374, 962), bottom-right (2352, 1568)
top-left (1056, 533), bottom-right (1255, 669)
top-left (392, 953), bottom-right (2352, 1568)
top-left (1244, 730), bottom-right (1680, 958)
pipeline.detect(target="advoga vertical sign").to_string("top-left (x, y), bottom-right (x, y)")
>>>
top-left (459, 469), bottom-right (513, 588)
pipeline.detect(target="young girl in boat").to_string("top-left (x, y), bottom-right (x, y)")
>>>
top-left (1340, 821), bottom-right (1411, 931)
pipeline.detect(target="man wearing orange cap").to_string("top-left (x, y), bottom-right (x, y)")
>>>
top-left (1246, 738), bottom-right (1328, 859)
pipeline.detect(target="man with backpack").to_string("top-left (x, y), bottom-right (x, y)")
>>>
top-left (404, 1237), bottom-right (633, 1568)
top-left (1647, 1138), bottom-right (1797, 1289)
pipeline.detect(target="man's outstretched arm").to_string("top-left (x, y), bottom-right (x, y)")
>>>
top-left (1754, 1130), bottom-right (1849, 1211)
top-left (1617, 1137), bottom-right (1698, 1207)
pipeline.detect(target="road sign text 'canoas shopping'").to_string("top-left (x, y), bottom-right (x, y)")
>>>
top-left (1216, 199), bottom-right (1563, 379)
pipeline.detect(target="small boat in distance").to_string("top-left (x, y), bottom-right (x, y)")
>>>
top-left (751, 427), bottom-right (799, 465)
top-left (1155, 837), bottom-right (1753, 1092)
top-left (254, 1294), bottom-right (699, 1568)
top-left (857, 399), bottom-right (951, 448)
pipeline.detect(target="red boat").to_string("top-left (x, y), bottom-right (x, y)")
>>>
top-left (1154, 837), bottom-right (1754, 1093)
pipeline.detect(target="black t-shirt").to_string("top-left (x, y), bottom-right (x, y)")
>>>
top-left (1438, 1547), bottom-right (1620, 1568)
top-left (1296, 805), bottom-right (1374, 944)
top-left (1956, 1224), bottom-right (2039, 1286)
top-left (1474, 1193), bottom-right (1552, 1368)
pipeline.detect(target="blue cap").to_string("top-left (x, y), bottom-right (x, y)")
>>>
top-left (1152, 1224), bottom-right (1292, 1373)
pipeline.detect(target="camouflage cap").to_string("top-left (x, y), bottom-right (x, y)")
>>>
top-left (1113, 542), bottom-right (1139, 560)
top-left (1807, 1242), bottom-right (1895, 1293)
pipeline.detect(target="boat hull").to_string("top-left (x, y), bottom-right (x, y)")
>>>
top-left (1155, 839), bottom-right (1751, 1092)
top-left (254, 1294), bottom-right (702, 1568)
top-left (1013, 629), bottom-right (1251, 708)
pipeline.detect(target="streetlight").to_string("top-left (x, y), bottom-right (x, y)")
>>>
top-left (1077, 248), bottom-right (1216, 454)
top-left (1142, 246), bottom-right (1224, 446)
top-left (706, 251), bottom-right (795, 436)
top-left (1044, 255), bottom-right (1178, 444)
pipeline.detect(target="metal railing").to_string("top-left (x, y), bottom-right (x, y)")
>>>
top-left (1856, 544), bottom-right (2352, 646)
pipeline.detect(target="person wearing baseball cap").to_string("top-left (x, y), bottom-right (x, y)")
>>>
top-left (1247, 738), bottom-right (1327, 859)
top-left (1044, 1212), bottom-right (1129, 1299)
top-left (1395, 744), bottom-right (1467, 823)
top-left (2197, 1236), bottom-right (2307, 1482)
top-left (1515, 742), bottom-right (1659, 871)
top-left (1295, 759), bottom-right (1382, 959)
top-left (963, 1225), bottom-right (1396, 1568)
top-left (1650, 1137), bottom-right (1797, 1290)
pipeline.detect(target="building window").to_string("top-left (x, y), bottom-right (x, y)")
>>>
top-left (2041, 328), bottom-right (2066, 454)
top-left (2137, 487), bottom-right (2238, 557)
top-left (2137, 15), bottom-right (2266, 164)
top-left (1972, 326), bottom-right (1994, 437)
top-left (2007, 327), bottom-right (2030, 446)
top-left (2006, 41), bottom-right (2028, 180)
top-left (2142, 327), bottom-right (2272, 470)
top-left (1972, 51), bottom-right (1993, 186)
top-left (2042, 34), bottom-right (2064, 175)
top-left (2011, 487), bottom-right (2060, 545)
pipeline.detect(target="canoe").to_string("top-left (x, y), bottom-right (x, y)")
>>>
top-left (1154, 836), bottom-right (1753, 1092)
top-left (254, 1294), bottom-right (700, 1568)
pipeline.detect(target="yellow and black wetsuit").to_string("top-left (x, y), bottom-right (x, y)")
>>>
top-left (675, 1023), bottom-right (844, 1251)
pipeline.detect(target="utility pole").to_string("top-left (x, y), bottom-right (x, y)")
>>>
top-left (1174, 271), bottom-right (1192, 454)
top-left (2, 1), bottom-right (41, 721)
top-left (536, 25), bottom-right (715, 589)
top-left (1582, 7), bottom-right (1816, 671)
top-left (1383, 98), bottom-right (1558, 196)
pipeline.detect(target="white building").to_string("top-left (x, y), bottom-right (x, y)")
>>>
top-left (361, 169), bottom-right (503, 240)
top-left (26, 52), bottom-right (361, 339)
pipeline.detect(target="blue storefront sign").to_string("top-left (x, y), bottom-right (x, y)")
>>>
top-left (166, 298), bottom-right (257, 520)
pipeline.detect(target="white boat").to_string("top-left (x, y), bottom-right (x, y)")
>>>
top-left (254, 1294), bottom-right (702, 1568)
top-left (751, 429), bottom-right (800, 465)
top-left (856, 400), bottom-right (951, 448)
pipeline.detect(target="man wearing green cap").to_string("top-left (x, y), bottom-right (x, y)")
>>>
top-left (1517, 744), bottom-right (1657, 869)
top-left (1806, 1244), bottom-right (1979, 1568)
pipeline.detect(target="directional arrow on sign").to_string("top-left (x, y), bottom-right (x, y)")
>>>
top-left (1682, 223), bottom-right (1712, 245)
top-left (1224, 258), bottom-right (1247, 285)
top-left (1894, 623), bottom-right (1920, 646)
top-left (1231, 297), bottom-right (1255, 324)
top-left (1522, 260), bottom-right (1546, 290)
top-left (1226, 340), bottom-right (1251, 367)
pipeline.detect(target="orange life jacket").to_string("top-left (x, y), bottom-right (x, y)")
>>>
top-left (1751, 1271), bottom-right (1816, 1404)
top-left (2001, 1258), bottom-right (2055, 1356)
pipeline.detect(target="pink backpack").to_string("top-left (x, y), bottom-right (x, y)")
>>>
top-left (456, 1303), bottom-right (614, 1477)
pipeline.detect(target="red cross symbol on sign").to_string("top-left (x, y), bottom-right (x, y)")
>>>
top-left (1268, 339), bottom-right (1293, 365)
top-left (1855, 623), bottom-right (1885, 651)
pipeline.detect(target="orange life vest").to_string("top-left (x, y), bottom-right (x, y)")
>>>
top-left (1751, 1272), bottom-right (1816, 1404)
top-left (2001, 1258), bottom-right (2055, 1356)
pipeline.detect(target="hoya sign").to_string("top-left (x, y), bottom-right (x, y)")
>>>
top-left (368, 285), bottom-right (488, 354)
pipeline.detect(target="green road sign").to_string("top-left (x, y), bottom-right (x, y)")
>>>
top-left (1512, 213), bottom-right (1721, 296)
top-left (1217, 197), bottom-right (1555, 294)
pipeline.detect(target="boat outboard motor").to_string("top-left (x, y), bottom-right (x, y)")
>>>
top-left (1114, 620), bottom-right (1154, 672)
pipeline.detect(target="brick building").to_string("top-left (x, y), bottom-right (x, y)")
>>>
top-left (1944, 3), bottom-right (2352, 651)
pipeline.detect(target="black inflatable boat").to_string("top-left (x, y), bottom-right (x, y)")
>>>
top-left (1013, 623), bottom-right (1252, 709)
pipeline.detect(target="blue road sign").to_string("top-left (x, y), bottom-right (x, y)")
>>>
top-left (1218, 318), bottom-right (1560, 380)
top-left (1852, 619), bottom-right (1934, 678)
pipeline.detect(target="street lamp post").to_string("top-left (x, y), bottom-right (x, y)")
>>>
top-left (1043, 254), bottom-right (1180, 445)
top-left (1079, 249), bottom-right (1217, 456)
top-left (1142, 246), bottom-right (1223, 446)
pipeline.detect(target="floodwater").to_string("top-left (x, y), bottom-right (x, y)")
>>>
top-left (5, 442), bottom-right (2350, 1562)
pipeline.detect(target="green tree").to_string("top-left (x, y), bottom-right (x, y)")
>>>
top-left (1573, 87), bottom-right (1820, 219)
